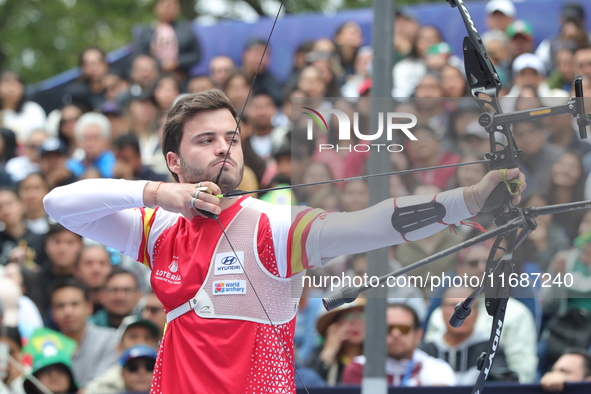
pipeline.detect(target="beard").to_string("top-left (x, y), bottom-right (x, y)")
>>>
top-left (179, 155), bottom-right (244, 194)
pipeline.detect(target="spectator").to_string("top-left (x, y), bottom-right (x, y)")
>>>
top-left (0, 71), bottom-right (46, 143)
top-left (392, 26), bottom-right (442, 97)
top-left (421, 286), bottom-right (512, 385)
top-left (343, 303), bottom-right (456, 386)
top-left (18, 173), bottom-right (51, 235)
top-left (85, 316), bottom-right (159, 394)
top-left (36, 224), bottom-right (83, 313)
top-left (140, 290), bottom-right (166, 338)
top-left (209, 56), bottom-right (235, 89)
top-left (405, 125), bottom-right (460, 190)
top-left (90, 268), bottom-right (143, 329)
top-left (0, 276), bottom-right (43, 342)
top-left (101, 101), bottom-right (130, 139)
top-left (536, 2), bottom-right (590, 74)
top-left (5, 128), bottom-right (48, 182)
top-left (151, 74), bottom-right (183, 114)
top-left (334, 20), bottom-right (363, 78)
top-left (541, 348), bottom-right (591, 392)
top-left (112, 134), bottom-right (168, 182)
top-left (240, 38), bottom-right (282, 105)
top-left (65, 47), bottom-right (109, 111)
top-left (22, 328), bottom-right (78, 394)
top-left (67, 112), bottom-right (116, 178)
top-left (0, 326), bottom-right (24, 394)
top-left (0, 188), bottom-right (45, 268)
top-left (506, 20), bottom-right (535, 62)
top-left (223, 71), bottom-right (251, 112)
top-left (307, 298), bottom-right (365, 386)
top-left (186, 75), bottom-right (214, 93)
top-left (117, 55), bottom-right (161, 107)
top-left (50, 278), bottom-right (119, 387)
top-left (102, 70), bottom-right (130, 104)
top-left (73, 245), bottom-right (114, 313)
top-left (38, 138), bottom-right (78, 190)
top-left (484, 0), bottom-right (516, 32)
top-left (56, 102), bottom-right (86, 157)
top-left (133, 0), bottom-right (201, 80)
top-left (119, 345), bottom-right (157, 394)
top-left (507, 53), bottom-right (569, 100)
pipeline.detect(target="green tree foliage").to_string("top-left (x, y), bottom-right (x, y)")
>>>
top-left (0, 0), bottom-right (154, 83)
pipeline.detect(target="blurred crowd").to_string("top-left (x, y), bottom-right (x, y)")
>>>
top-left (2, 0), bottom-right (591, 392)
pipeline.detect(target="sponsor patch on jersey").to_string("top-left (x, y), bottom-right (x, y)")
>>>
top-left (214, 251), bottom-right (245, 275)
top-left (212, 280), bottom-right (247, 295)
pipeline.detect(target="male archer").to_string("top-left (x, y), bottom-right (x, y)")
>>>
top-left (43, 89), bottom-right (525, 393)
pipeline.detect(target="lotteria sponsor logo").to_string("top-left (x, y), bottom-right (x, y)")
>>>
top-left (212, 280), bottom-right (247, 295)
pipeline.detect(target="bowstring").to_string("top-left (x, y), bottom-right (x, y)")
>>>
top-left (211, 2), bottom-right (311, 393)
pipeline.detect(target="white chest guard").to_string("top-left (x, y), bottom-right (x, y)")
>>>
top-left (166, 199), bottom-right (303, 325)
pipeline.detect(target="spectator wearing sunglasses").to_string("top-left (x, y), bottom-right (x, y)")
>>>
top-left (342, 302), bottom-right (456, 386)
top-left (119, 345), bottom-right (157, 394)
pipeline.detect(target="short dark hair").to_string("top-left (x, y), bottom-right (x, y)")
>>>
top-left (113, 133), bottom-right (141, 156)
top-left (563, 347), bottom-right (591, 378)
top-left (46, 223), bottom-right (82, 241)
top-left (388, 302), bottom-right (421, 329)
top-left (161, 89), bottom-right (239, 182)
top-left (50, 278), bottom-right (90, 304)
top-left (104, 267), bottom-right (139, 289)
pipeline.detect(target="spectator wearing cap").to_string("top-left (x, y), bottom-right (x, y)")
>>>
top-left (506, 20), bottom-right (535, 63)
top-left (67, 112), bottom-right (116, 179)
top-left (484, 0), bottom-right (516, 32)
top-left (133, 0), bottom-right (201, 81)
top-left (85, 316), bottom-right (159, 394)
top-left (50, 278), bottom-right (119, 387)
top-left (38, 137), bottom-right (78, 190)
top-left (0, 326), bottom-right (25, 394)
top-left (5, 128), bottom-right (48, 183)
top-left (21, 328), bottom-right (78, 394)
top-left (343, 303), bottom-right (456, 386)
top-left (306, 298), bottom-right (366, 386)
top-left (507, 53), bottom-right (569, 99)
top-left (119, 345), bottom-right (157, 394)
top-left (536, 2), bottom-right (591, 74)
top-left (241, 38), bottom-right (282, 105)
top-left (112, 133), bottom-right (168, 182)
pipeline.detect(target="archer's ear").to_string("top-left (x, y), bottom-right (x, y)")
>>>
top-left (166, 151), bottom-right (182, 178)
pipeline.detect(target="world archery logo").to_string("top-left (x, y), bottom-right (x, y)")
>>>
top-left (302, 106), bottom-right (418, 153)
top-left (212, 280), bottom-right (247, 295)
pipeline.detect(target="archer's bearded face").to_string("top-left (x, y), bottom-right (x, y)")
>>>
top-left (171, 109), bottom-right (245, 194)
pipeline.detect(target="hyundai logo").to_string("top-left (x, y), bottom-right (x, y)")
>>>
top-left (221, 256), bottom-right (237, 265)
